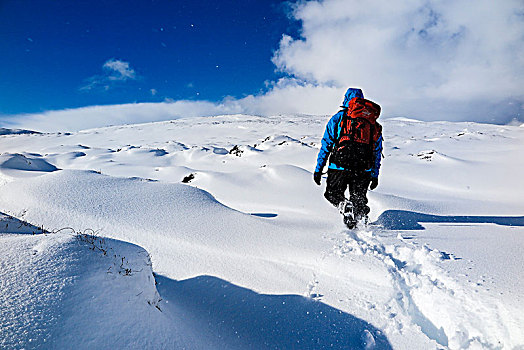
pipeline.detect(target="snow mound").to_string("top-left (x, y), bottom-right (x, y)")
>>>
top-left (0, 228), bottom-right (187, 348)
top-left (0, 153), bottom-right (58, 172)
top-left (256, 134), bottom-right (312, 150)
top-left (0, 169), bottom-right (301, 284)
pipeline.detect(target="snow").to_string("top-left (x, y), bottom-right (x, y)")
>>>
top-left (0, 153), bottom-right (58, 173)
top-left (0, 128), bottom-right (40, 136)
top-left (0, 215), bottom-right (189, 349)
top-left (1, 114), bottom-right (523, 349)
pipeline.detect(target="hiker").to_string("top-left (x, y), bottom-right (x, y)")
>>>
top-left (313, 88), bottom-right (383, 229)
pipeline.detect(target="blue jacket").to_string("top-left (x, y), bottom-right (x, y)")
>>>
top-left (315, 88), bottom-right (383, 178)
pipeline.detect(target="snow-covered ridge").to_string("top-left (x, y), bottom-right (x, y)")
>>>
top-left (1, 114), bottom-right (523, 349)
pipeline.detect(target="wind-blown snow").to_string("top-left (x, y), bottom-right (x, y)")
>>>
top-left (1, 114), bottom-right (523, 349)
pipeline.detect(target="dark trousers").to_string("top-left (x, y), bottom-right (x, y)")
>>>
top-left (324, 169), bottom-right (371, 219)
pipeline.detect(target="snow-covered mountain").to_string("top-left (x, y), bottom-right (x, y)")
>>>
top-left (1, 114), bottom-right (523, 349)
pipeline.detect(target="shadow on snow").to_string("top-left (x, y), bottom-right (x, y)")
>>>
top-left (156, 274), bottom-right (392, 350)
top-left (374, 210), bottom-right (524, 230)
top-left (250, 213), bottom-right (278, 218)
top-left (0, 211), bottom-right (46, 235)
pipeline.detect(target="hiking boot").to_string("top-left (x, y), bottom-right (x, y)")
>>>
top-left (337, 199), bottom-right (352, 215)
top-left (344, 215), bottom-right (357, 229)
top-left (338, 200), bottom-right (356, 229)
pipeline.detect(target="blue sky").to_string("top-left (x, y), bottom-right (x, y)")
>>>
top-left (2, 0), bottom-right (523, 130)
top-left (0, 0), bottom-right (299, 115)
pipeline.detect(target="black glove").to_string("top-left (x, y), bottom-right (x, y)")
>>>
top-left (314, 172), bottom-right (322, 186)
top-left (369, 177), bottom-right (378, 190)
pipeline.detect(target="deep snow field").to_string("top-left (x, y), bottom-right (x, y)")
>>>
top-left (1, 114), bottom-right (523, 349)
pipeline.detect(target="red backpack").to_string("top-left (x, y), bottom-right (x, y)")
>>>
top-left (331, 97), bottom-right (382, 170)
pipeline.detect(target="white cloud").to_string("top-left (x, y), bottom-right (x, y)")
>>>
top-left (103, 59), bottom-right (136, 81)
top-left (7, 101), bottom-right (244, 132)
top-left (81, 59), bottom-right (137, 91)
top-left (271, 0), bottom-right (524, 123)
top-left (238, 79), bottom-right (343, 116)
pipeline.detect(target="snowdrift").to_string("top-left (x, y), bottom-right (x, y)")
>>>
top-left (0, 169), bottom-right (320, 286)
top-left (1, 114), bottom-right (523, 349)
top-left (0, 214), bottom-right (189, 348)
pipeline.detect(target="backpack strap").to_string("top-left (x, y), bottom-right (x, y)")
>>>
top-left (333, 109), bottom-right (347, 150)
